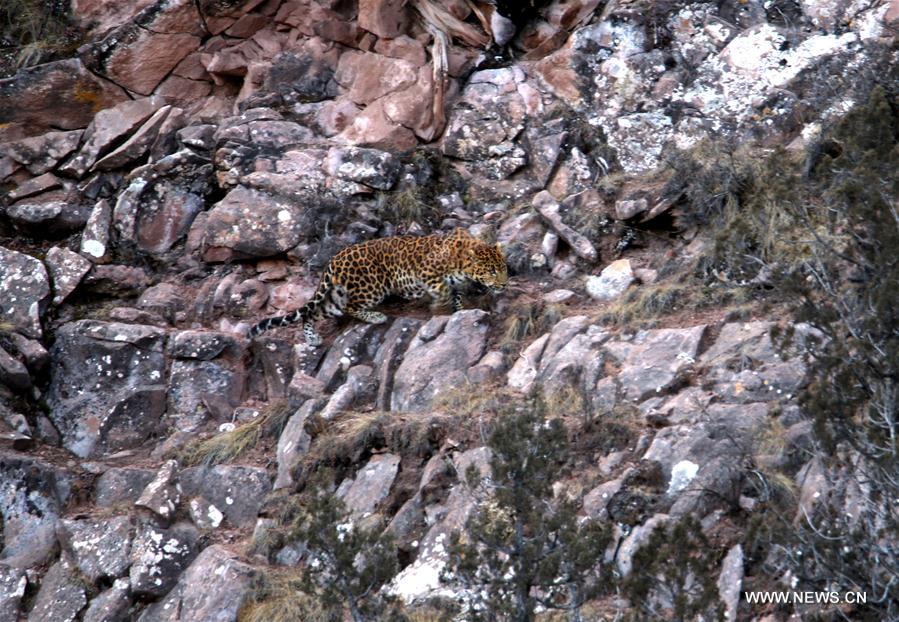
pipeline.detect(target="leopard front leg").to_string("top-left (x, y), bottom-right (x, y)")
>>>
top-left (426, 278), bottom-right (462, 312)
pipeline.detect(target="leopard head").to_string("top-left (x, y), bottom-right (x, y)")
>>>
top-left (465, 241), bottom-right (508, 293)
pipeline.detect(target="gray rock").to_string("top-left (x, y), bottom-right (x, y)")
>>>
top-left (0, 451), bottom-right (70, 570)
top-left (192, 185), bottom-right (311, 262)
top-left (2, 129), bottom-right (84, 175)
top-left (136, 545), bottom-right (256, 622)
top-left (0, 563), bottom-right (26, 621)
top-left (45, 246), bottom-right (92, 305)
top-left (180, 464), bottom-right (271, 528)
top-left (83, 578), bottom-right (132, 622)
top-left (717, 544), bottom-right (743, 621)
top-left (391, 311), bottom-right (490, 411)
top-left (603, 325), bottom-right (706, 402)
top-left (46, 321), bottom-right (167, 458)
top-left (274, 402), bottom-right (314, 490)
top-left (325, 146), bottom-right (400, 190)
top-left (315, 323), bottom-right (384, 391)
top-left (57, 515), bottom-right (134, 583)
top-left (28, 559), bottom-right (87, 622)
top-left (188, 497), bottom-right (225, 530)
top-left (0, 343), bottom-right (31, 392)
top-left (95, 467), bottom-right (156, 507)
top-left (129, 521), bottom-right (198, 597)
top-left (337, 453), bottom-right (401, 517)
top-left (6, 332), bottom-right (49, 371)
top-left (0, 246), bottom-right (50, 338)
top-left (170, 330), bottom-right (237, 361)
top-left (532, 190), bottom-right (598, 263)
top-left (585, 259), bottom-right (635, 301)
top-left (80, 199), bottom-right (113, 261)
top-left (135, 460), bottom-right (181, 523)
top-left (167, 358), bottom-right (244, 432)
top-left (135, 180), bottom-right (205, 255)
top-left (582, 478), bottom-right (626, 522)
top-left (616, 513), bottom-right (670, 577)
top-left (319, 364), bottom-right (374, 420)
top-left (5, 200), bottom-right (92, 236)
top-left (7, 171), bottom-right (64, 201)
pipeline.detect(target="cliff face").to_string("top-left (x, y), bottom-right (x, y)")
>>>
top-left (1, 1), bottom-right (897, 620)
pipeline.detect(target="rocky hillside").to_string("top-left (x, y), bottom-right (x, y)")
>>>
top-left (1, 0), bottom-right (898, 620)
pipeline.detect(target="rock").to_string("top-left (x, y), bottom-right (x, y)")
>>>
top-left (170, 330), bottom-right (238, 361)
top-left (0, 344), bottom-right (31, 392)
top-left (616, 513), bottom-right (670, 577)
top-left (543, 288), bottom-right (575, 303)
top-left (135, 182), bottom-right (205, 255)
top-left (0, 58), bottom-right (127, 138)
top-left (359, 0), bottom-right (409, 38)
top-left (325, 146), bottom-right (400, 191)
top-left (5, 200), bottom-right (92, 237)
top-left (583, 477), bottom-right (626, 522)
top-left (82, 265), bottom-right (151, 295)
top-left (337, 453), bottom-right (401, 517)
top-left (0, 564), bottom-right (27, 622)
top-left (319, 364), bottom-right (374, 420)
top-left (391, 311), bottom-right (490, 411)
top-left (81, 199), bottom-right (114, 261)
top-left (135, 460), bottom-right (181, 523)
top-left (336, 51), bottom-right (419, 106)
top-left (136, 545), bottom-right (256, 622)
top-left (6, 332), bottom-right (49, 371)
top-left (93, 105), bottom-right (174, 171)
top-left (82, 578), bottom-right (132, 622)
top-left (138, 283), bottom-right (187, 320)
top-left (532, 190), bottom-right (598, 263)
top-left (180, 464), bottom-right (270, 527)
top-left (1, 129), bottom-right (84, 175)
top-left (0, 246), bottom-right (50, 338)
top-left (47, 321), bottom-right (167, 458)
top-left (603, 325), bottom-right (706, 402)
top-left (717, 544), bottom-right (744, 621)
top-left (167, 354), bottom-right (245, 431)
top-left (45, 247), bottom-right (92, 305)
top-left (193, 185), bottom-right (310, 262)
top-left (0, 451), bottom-right (69, 571)
top-left (81, 0), bottom-right (204, 96)
top-left (390, 447), bottom-right (491, 603)
top-left (129, 521), bottom-right (198, 597)
top-left (61, 96), bottom-right (167, 178)
top-left (586, 259), bottom-right (635, 301)
top-left (615, 198), bottom-right (649, 220)
top-left (7, 172), bottom-right (63, 202)
top-left (95, 467), bottom-right (156, 507)
top-left (28, 559), bottom-right (88, 622)
top-left (373, 317), bottom-right (423, 411)
top-left (188, 497), bottom-right (225, 530)
top-left (507, 333), bottom-right (549, 394)
top-left (57, 515), bottom-right (134, 582)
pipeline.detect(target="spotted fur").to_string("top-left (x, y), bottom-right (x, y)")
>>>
top-left (249, 228), bottom-right (508, 346)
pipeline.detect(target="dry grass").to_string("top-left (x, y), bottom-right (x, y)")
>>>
top-left (238, 570), bottom-right (330, 622)
top-left (498, 300), bottom-right (563, 364)
top-left (178, 401), bottom-right (293, 467)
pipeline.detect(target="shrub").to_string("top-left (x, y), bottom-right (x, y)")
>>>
top-left (447, 400), bottom-right (614, 621)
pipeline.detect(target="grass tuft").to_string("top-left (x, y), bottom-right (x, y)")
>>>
top-left (178, 401), bottom-right (293, 467)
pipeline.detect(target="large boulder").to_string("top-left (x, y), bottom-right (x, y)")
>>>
top-left (391, 311), bottom-right (490, 412)
top-left (46, 321), bottom-right (167, 458)
top-left (0, 59), bottom-right (126, 139)
top-left (136, 545), bottom-right (256, 622)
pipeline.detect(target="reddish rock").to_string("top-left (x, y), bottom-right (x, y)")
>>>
top-left (0, 59), bottom-right (127, 139)
top-left (339, 98), bottom-right (418, 151)
top-left (81, 0), bottom-right (205, 96)
top-left (200, 0), bottom-right (268, 35)
top-left (374, 35), bottom-right (427, 65)
top-left (359, 0), bottom-right (409, 38)
top-left (7, 173), bottom-right (63, 203)
top-left (224, 12), bottom-right (269, 38)
top-left (45, 247), bottom-right (92, 305)
top-left (60, 96), bottom-right (167, 178)
top-left (72, 0), bottom-right (157, 33)
top-left (382, 66), bottom-right (447, 141)
top-left (335, 51), bottom-right (419, 105)
top-left (136, 185), bottom-right (204, 255)
top-left (92, 105), bottom-right (173, 171)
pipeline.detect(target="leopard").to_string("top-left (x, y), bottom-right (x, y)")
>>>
top-left (249, 228), bottom-right (508, 346)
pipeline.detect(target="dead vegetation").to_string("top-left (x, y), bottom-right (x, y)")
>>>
top-left (177, 401), bottom-right (293, 467)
